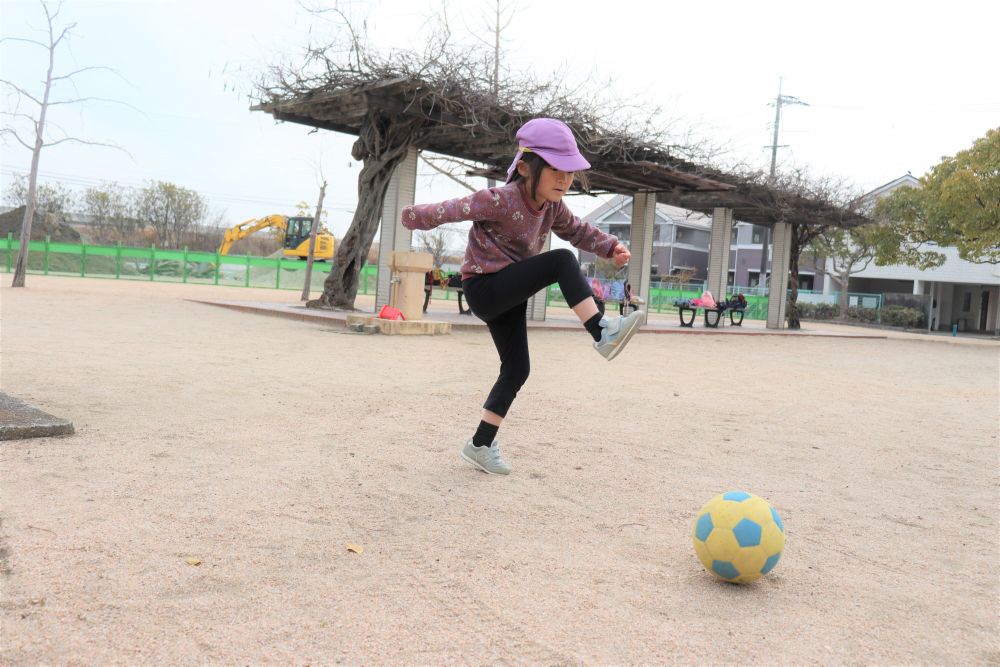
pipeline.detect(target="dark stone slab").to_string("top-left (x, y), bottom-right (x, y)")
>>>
top-left (0, 393), bottom-right (74, 441)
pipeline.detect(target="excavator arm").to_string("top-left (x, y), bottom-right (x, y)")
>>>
top-left (218, 215), bottom-right (288, 255)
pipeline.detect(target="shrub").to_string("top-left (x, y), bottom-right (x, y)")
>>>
top-left (795, 302), bottom-right (840, 320)
top-left (881, 305), bottom-right (924, 328)
top-left (846, 306), bottom-right (879, 323)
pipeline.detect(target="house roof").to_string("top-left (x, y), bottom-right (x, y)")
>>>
top-left (584, 194), bottom-right (712, 228)
top-left (863, 173), bottom-right (920, 201)
top-left (254, 77), bottom-right (870, 228)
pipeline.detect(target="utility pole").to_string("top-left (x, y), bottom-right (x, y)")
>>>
top-left (486, 1), bottom-right (503, 190)
top-left (757, 77), bottom-right (808, 291)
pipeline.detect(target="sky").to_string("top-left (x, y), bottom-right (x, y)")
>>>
top-left (1, 0), bottom-right (997, 242)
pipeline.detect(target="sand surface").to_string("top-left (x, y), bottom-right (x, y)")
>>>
top-left (1, 276), bottom-right (998, 665)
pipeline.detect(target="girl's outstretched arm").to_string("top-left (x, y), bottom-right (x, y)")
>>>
top-left (401, 188), bottom-right (500, 231)
top-left (549, 200), bottom-right (619, 258)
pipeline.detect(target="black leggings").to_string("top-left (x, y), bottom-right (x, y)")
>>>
top-left (462, 249), bottom-right (594, 418)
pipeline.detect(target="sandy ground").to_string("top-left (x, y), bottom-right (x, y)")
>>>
top-left (1, 275), bottom-right (998, 666)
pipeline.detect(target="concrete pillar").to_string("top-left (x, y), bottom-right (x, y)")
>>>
top-left (375, 147), bottom-right (418, 313)
top-left (928, 282), bottom-right (938, 331)
top-left (913, 279), bottom-right (924, 295)
top-left (706, 207), bottom-right (734, 302)
top-left (822, 267), bottom-right (835, 296)
top-left (526, 233), bottom-right (552, 321)
top-left (628, 192), bottom-right (657, 324)
top-left (766, 222), bottom-right (793, 329)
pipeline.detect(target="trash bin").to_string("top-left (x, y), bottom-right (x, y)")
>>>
top-left (389, 251), bottom-right (433, 321)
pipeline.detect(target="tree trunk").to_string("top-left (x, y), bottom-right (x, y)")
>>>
top-left (11, 30), bottom-right (56, 288)
top-left (787, 223), bottom-right (802, 329)
top-left (837, 269), bottom-right (851, 316)
top-left (307, 111), bottom-right (422, 310)
top-left (301, 181), bottom-right (327, 302)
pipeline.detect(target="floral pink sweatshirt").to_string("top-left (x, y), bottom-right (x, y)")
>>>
top-left (401, 181), bottom-right (619, 280)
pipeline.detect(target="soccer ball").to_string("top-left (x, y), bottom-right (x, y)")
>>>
top-left (692, 490), bottom-right (785, 584)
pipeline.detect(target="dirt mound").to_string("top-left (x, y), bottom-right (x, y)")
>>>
top-left (0, 206), bottom-right (81, 243)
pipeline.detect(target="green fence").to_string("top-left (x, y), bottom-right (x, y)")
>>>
top-left (1, 235), bottom-right (379, 294)
top-left (544, 280), bottom-right (771, 320)
top-left (2, 236), bottom-right (889, 323)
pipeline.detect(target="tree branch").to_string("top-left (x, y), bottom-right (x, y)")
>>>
top-left (419, 154), bottom-right (478, 192)
top-left (0, 110), bottom-right (38, 124)
top-left (0, 79), bottom-right (42, 105)
top-left (0, 36), bottom-right (48, 50)
top-left (49, 65), bottom-right (115, 82)
top-left (0, 128), bottom-right (35, 151)
top-left (47, 95), bottom-right (137, 109)
top-left (41, 136), bottom-right (131, 158)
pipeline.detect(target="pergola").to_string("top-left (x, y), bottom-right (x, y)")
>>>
top-left (254, 76), bottom-right (868, 328)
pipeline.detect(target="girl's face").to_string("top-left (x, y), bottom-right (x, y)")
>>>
top-left (517, 161), bottom-right (574, 208)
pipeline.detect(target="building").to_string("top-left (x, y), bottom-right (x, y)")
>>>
top-left (835, 174), bottom-right (1000, 334)
top-left (580, 195), bottom-right (826, 290)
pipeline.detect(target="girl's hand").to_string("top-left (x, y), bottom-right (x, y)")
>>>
top-left (612, 243), bottom-right (631, 267)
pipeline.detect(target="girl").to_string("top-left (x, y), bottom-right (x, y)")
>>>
top-left (401, 118), bottom-right (644, 475)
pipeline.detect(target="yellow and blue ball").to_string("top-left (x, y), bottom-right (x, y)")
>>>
top-left (692, 490), bottom-right (785, 584)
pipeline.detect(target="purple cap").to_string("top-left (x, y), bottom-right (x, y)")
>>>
top-left (505, 118), bottom-right (592, 183)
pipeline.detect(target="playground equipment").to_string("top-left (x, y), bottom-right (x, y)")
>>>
top-left (218, 215), bottom-right (335, 260)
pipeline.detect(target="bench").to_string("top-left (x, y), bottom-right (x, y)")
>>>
top-left (424, 271), bottom-right (471, 315)
top-left (678, 305), bottom-right (745, 328)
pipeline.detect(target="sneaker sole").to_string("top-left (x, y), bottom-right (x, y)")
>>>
top-left (603, 314), bottom-right (642, 361)
top-left (461, 449), bottom-right (510, 475)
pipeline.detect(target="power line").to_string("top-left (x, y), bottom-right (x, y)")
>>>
top-left (0, 165), bottom-right (356, 213)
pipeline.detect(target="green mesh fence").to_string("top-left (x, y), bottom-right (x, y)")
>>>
top-left (12, 236), bottom-right (890, 323)
top-left (545, 281), bottom-right (770, 319)
top-left (1, 235), bottom-right (379, 294)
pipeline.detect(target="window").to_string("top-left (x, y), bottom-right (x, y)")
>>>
top-left (798, 275), bottom-right (814, 290)
top-left (609, 224), bottom-right (630, 244)
top-left (962, 291), bottom-right (972, 312)
top-left (655, 223), bottom-right (672, 244)
top-left (675, 227), bottom-right (709, 248)
top-left (731, 228), bottom-right (738, 244)
top-left (752, 226), bottom-right (765, 244)
top-left (727, 271), bottom-right (735, 286)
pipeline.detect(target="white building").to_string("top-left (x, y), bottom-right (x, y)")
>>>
top-left (832, 174), bottom-right (1000, 334)
top-left (581, 195), bottom-right (825, 289)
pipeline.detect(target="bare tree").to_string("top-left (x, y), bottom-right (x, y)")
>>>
top-left (135, 181), bottom-right (209, 249)
top-left (82, 182), bottom-right (138, 245)
top-left (414, 228), bottom-right (458, 269)
top-left (4, 172), bottom-right (75, 222)
top-left (0, 0), bottom-right (128, 287)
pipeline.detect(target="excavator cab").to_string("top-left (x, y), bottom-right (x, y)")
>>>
top-left (281, 216), bottom-right (335, 261)
top-left (283, 217), bottom-right (314, 252)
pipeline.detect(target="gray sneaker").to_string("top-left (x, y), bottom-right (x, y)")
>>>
top-left (461, 438), bottom-right (511, 475)
top-left (594, 310), bottom-right (644, 361)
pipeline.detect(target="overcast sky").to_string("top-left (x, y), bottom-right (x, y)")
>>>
top-left (2, 0), bottom-right (997, 240)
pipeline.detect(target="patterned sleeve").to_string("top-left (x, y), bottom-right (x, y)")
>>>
top-left (549, 201), bottom-right (619, 258)
top-left (401, 188), bottom-right (499, 231)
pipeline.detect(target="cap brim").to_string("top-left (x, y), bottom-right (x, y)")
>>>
top-left (533, 150), bottom-right (591, 172)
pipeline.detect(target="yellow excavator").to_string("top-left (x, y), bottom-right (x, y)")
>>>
top-left (218, 214), bottom-right (335, 260)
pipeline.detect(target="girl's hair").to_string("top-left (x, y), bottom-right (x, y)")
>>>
top-left (509, 153), bottom-right (589, 201)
